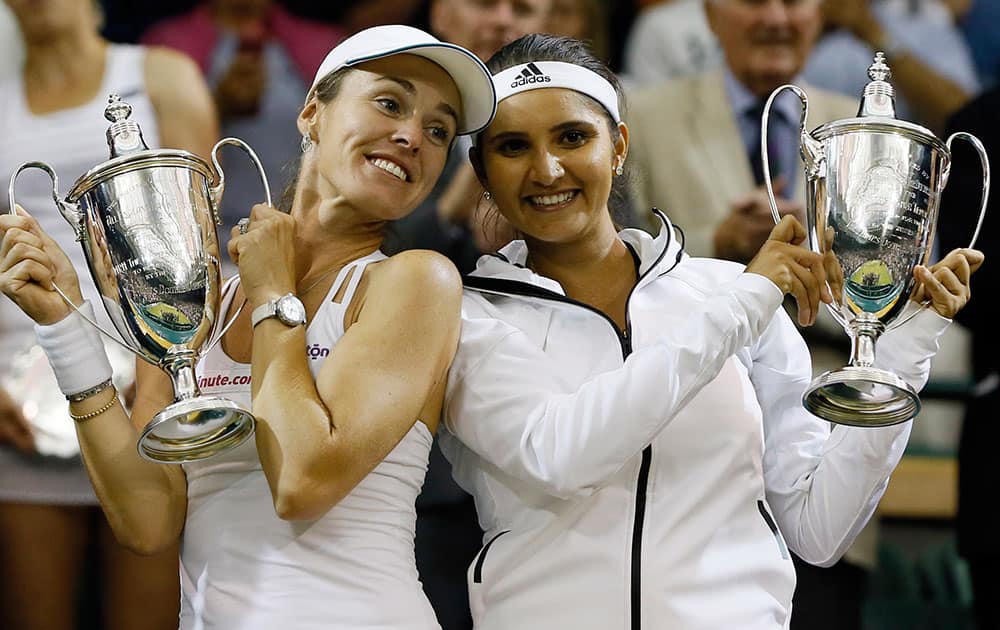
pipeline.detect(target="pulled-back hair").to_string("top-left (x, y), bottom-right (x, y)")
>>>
top-left (473, 33), bottom-right (633, 225)
top-left (277, 68), bottom-right (350, 213)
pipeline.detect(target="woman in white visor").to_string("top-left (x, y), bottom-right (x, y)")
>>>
top-left (0, 24), bottom-right (495, 630)
top-left (439, 33), bottom-right (982, 630)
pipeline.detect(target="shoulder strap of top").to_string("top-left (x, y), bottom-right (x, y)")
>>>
top-left (103, 44), bottom-right (146, 101)
top-left (211, 274), bottom-right (243, 338)
top-left (327, 249), bottom-right (388, 337)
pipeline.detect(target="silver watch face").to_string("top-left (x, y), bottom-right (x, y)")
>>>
top-left (276, 295), bottom-right (306, 326)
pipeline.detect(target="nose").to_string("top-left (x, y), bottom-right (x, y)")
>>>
top-left (391, 116), bottom-right (423, 153)
top-left (530, 150), bottom-right (565, 186)
top-left (757, 0), bottom-right (792, 24)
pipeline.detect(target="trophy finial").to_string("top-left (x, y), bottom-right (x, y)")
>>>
top-left (858, 52), bottom-right (897, 118)
top-left (104, 93), bottom-right (149, 157)
top-left (868, 52), bottom-right (892, 83)
top-left (104, 94), bottom-right (133, 123)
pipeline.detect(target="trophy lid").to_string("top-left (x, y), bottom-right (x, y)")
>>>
top-left (808, 52), bottom-right (946, 154)
top-left (66, 94), bottom-right (213, 201)
top-left (857, 52), bottom-right (896, 119)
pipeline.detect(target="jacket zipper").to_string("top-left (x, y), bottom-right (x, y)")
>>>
top-left (464, 236), bottom-right (672, 629)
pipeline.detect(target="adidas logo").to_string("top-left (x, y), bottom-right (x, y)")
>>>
top-left (510, 63), bottom-right (551, 88)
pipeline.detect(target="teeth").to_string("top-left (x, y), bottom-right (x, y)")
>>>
top-left (372, 158), bottom-right (407, 181)
top-left (531, 191), bottom-right (575, 206)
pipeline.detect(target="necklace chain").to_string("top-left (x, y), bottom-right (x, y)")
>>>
top-left (299, 265), bottom-right (343, 295)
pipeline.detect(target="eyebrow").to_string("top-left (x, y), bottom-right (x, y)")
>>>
top-left (376, 75), bottom-right (459, 125)
top-left (486, 119), bottom-right (599, 143)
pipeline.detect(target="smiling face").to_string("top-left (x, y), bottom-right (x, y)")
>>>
top-left (299, 54), bottom-right (462, 221)
top-left (475, 87), bottom-right (627, 246)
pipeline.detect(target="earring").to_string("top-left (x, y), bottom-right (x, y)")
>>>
top-left (300, 133), bottom-right (314, 153)
top-left (615, 163), bottom-right (624, 176)
top-left (483, 191), bottom-right (492, 200)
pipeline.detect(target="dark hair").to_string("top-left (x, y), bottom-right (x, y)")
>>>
top-left (472, 33), bottom-right (633, 225)
top-left (277, 68), bottom-right (351, 213)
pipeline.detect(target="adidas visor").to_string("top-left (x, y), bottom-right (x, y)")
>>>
top-left (493, 61), bottom-right (622, 124)
top-left (310, 24), bottom-right (496, 135)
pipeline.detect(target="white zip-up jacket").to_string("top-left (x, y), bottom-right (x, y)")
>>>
top-left (439, 212), bottom-right (950, 630)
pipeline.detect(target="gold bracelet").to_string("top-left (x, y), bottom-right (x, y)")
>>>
top-left (69, 392), bottom-right (119, 422)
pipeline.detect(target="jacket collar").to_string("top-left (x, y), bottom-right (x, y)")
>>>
top-left (467, 209), bottom-right (685, 296)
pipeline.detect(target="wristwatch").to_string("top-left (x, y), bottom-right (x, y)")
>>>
top-left (251, 293), bottom-right (307, 328)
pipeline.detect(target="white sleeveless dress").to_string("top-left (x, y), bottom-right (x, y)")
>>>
top-left (0, 44), bottom-right (156, 502)
top-left (181, 250), bottom-right (440, 629)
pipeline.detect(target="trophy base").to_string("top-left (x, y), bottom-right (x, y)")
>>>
top-left (138, 397), bottom-right (255, 463)
top-left (804, 366), bottom-right (920, 427)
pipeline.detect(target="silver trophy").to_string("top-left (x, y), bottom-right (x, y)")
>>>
top-left (7, 94), bottom-right (271, 462)
top-left (761, 53), bottom-right (989, 427)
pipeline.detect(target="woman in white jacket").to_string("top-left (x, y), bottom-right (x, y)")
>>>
top-left (439, 34), bottom-right (982, 630)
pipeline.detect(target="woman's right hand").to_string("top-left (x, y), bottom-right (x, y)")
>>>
top-left (0, 206), bottom-right (84, 325)
top-left (745, 215), bottom-right (832, 327)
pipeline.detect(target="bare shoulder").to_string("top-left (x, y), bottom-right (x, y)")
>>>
top-left (143, 46), bottom-right (203, 92)
top-left (370, 249), bottom-right (462, 299)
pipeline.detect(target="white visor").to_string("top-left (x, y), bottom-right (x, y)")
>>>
top-left (492, 61), bottom-right (622, 124)
top-left (310, 24), bottom-right (496, 135)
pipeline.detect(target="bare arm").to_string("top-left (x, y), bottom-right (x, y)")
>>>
top-left (229, 205), bottom-right (462, 520)
top-left (0, 210), bottom-right (187, 554)
top-left (144, 46), bottom-right (220, 160)
top-left (251, 251), bottom-right (461, 520)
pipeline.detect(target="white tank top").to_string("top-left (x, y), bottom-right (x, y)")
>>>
top-left (180, 250), bottom-right (439, 630)
top-left (0, 44), bottom-right (158, 358)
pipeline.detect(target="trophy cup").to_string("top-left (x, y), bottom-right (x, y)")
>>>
top-left (760, 53), bottom-right (989, 427)
top-left (7, 94), bottom-right (271, 462)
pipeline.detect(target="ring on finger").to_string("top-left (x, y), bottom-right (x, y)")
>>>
top-left (237, 218), bottom-right (250, 235)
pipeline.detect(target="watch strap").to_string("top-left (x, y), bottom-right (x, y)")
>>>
top-left (251, 299), bottom-right (279, 328)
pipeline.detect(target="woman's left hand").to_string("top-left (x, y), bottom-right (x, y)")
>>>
top-left (911, 247), bottom-right (984, 319)
top-left (228, 204), bottom-right (297, 307)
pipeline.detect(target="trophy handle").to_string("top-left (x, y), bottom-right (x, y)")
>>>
top-left (8, 161), bottom-right (85, 240)
top-left (944, 131), bottom-right (990, 249)
top-left (761, 84), bottom-right (823, 225)
top-left (208, 137), bottom-right (274, 224)
top-left (7, 162), bottom-right (147, 360)
top-left (888, 131), bottom-right (991, 331)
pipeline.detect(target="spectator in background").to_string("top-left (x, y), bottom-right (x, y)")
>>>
top-left (622, 0), bottom-right (979, 134)
top-left (0, 0), bottom-right (217, 628)
top-left (393, 3), bottom-right (551, 629)
top-left (545, 0), bottom-right (609, 63)
top-left (141, 0), bottom-right (345, 274)
top-left (622, 0), bottom-right (721, 90)
top-left (805, 0), bottom-right (979, 133)
top-left (938, 84), bottom-right (998, 630)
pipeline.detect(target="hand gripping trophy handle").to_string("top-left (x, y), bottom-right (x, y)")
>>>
top-left (200, 137), bottom-right (274, 354)
top-left (7, 162), bottom-right (139, 359)
top-left (888, 131), bottom-right (990, 330)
